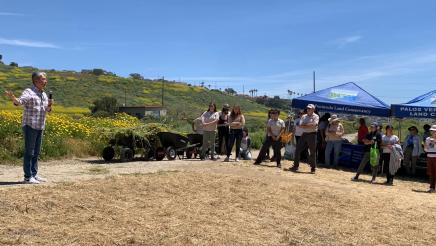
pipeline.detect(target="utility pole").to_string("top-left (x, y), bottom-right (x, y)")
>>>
top-left (313, 70), bottom-right (316, 93)
top-left (161, 76), bottom-right (164, 106)
top-left (242, 84), bottom-right (245, 95)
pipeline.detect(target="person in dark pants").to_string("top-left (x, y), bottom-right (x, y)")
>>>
top-left (294, 110), bottom-right (308, 161)
top-left (224, 105), bottom-right (245, 162)
top-left (380, 125), bottom-right (400, 185)
top-left (262, 109), bottom-right (273, 161)
top-left (352, 122), bottom-right (382, 183)
top-left (254, 109), bottom-right (285, 168)
top-left (317, 113), bottom-right (331, 165)
top-left (290, 104), bottom-right (319, 173)
top-left (424, 125), bottom-right (436, 193)
top-left (217, 104), bottom-right (230, 155)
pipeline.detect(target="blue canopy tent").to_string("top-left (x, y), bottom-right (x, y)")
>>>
top-left (291, 82), bottom-right (390, 170)
top-left (291, 82), bottom-right (391, 117)
top-left (391, 90), bottom-right (436, 119)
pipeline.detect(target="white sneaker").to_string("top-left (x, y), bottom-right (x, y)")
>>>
top-left (34, 175), bottom-right (47, 182)
top-left (24, 177), bottom-right (40, 184)
top-left (235, 158), bottom-right (240, 162)
top-left (428, 188), bottom-right (436, 193)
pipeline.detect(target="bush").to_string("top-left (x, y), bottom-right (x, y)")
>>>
top-left (90, 96), bottom-right (118, 116)
top-left (249, 131), bottom-right (265, 149)
top-left (129, 73), bottom-right (144, 80)
top-left (92, 68), bottom-right (105, 76)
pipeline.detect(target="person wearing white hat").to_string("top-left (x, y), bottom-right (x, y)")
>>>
top-left (424, 125), bottom-right (436, 193)
top-left (290, 104), bottom-right (319, 173)
top-left (324, 115), bottom-right (344, 167)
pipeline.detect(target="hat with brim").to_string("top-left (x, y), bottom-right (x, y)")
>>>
top-left (370, 122), bottom-right (378, 127)
top-left (408, 126), bottom-right (418, 132)
top-left (430, 125), bottom-right (436, 132)
top-left (306, 104), bottom-right (315, 109)
top-left (328, 115), bottom-right (340, 123)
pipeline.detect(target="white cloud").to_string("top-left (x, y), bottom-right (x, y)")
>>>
top-left (0, 38), bottom-right (60, 49)
top-left (333, 35), bottom-right (362, 47)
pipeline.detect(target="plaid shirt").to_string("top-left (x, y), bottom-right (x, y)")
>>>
top-left (17, 86), bottom-right (51, 130)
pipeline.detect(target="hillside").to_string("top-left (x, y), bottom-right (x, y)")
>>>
top-left (0, 63), bottom-right (269, 120)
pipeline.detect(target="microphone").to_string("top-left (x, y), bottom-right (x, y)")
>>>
top-left (49, 91), bottom-right (53, 100)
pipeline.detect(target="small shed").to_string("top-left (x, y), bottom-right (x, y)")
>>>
top-left (118, 106), bottom-right (167, 119)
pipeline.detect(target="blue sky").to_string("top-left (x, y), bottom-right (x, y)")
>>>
top-left (1, 0), bottom-right (436, 103)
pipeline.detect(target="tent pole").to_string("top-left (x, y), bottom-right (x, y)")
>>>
top-left (398, 119), bottom-right (402, 141)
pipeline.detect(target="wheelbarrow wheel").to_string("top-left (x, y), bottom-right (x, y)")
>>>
top-left (120, 147), bottom-right (134, 162)
top-left (166, 146), bottom-right (177, 160)
top-left (155, 147), bottom-right (165, 161)
top-left (102, 146), bottom-right (115, 162)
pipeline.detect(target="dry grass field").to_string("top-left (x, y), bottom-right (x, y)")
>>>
top-left (1, 158), bottom-right (436, 245)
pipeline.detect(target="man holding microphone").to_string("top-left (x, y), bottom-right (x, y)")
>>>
top-left (5, 71), bottom-right (53, 184)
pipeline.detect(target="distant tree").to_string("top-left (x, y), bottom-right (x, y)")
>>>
top-left (0, 54), bottom-right (2, 61)
top-left (92, 68), bottom-right (105, 76)
top-left (9, 62), bottom-right (18, 67)
top-left (81, 69), bottom-right (92, 74)
top-left (90, 96), bottom-right (118, 116)
top-left (224, 88), bottom-right (237, 95)
top-left (129, 73), bottom-right (144, 80)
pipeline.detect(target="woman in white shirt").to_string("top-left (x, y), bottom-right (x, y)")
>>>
top-left (200, 103), bottom-right (219, 160)
top-left (380, 125), bottom-right (400, 185)
top-left (424, 125), bottom-right (436, 193)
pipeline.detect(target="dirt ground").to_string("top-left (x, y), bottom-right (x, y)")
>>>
top-left (1, 152), bottom-right (435, 245)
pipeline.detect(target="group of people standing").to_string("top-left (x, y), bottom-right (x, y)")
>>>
top-left (252, 104), bottom-right (345, 174)
top-left (5, 71), bottom-right (436, 193)
top-left (195, 103), bottom-right (249, 162)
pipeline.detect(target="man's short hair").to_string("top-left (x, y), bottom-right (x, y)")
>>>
top-left (32, 71), bottom-right (47, 83)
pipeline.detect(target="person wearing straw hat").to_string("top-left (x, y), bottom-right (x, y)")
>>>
top-left (324, 114), bottom-right (344, 168)
top-left (290, 104), bottom-right (319, 173)
top-left (423, 125), bottom-right (436, 193)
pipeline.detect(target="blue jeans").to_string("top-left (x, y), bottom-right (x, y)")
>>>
top-left (23, 125), bottom-right (43, 179)
top-left (325, 140), bottom-right (342, 166)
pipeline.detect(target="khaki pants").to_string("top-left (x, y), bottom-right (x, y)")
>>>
top-left (201, 131), bottom-right (216, 159)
